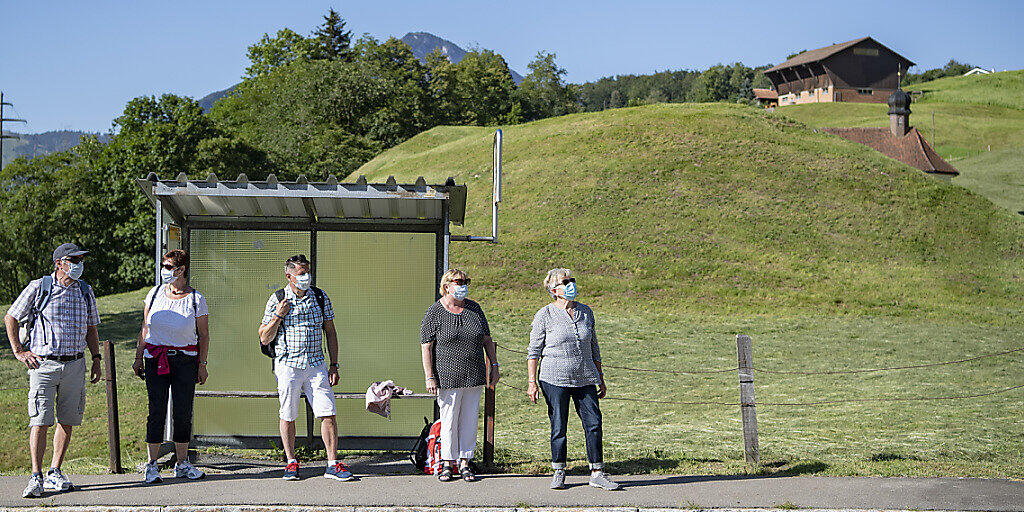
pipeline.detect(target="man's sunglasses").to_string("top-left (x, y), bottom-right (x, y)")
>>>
top-left (559, 278), bottom-right (576, 285)
top-left (452, 278), bottom-right (471, 286)
top-left (64, 256), bottom-right (85, 264)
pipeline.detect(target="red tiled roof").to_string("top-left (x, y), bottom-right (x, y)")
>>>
top-left (753, 88), bottom-right (778, 100)
top-left (822, 127), bottom-right (958, 175)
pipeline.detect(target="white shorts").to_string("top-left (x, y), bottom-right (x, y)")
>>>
top-left (274, 363), bottom-right (336, 421)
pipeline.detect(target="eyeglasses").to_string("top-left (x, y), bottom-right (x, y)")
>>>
top-left (161, 264), bottom-right (177, 271)
top-left (451, 278), bottom-right (471, 286)
top-left (559, 278), bottom-right (576, 285)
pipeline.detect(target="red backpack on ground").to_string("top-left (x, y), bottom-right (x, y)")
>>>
top-left (424, 419), bottom-right (443, 475)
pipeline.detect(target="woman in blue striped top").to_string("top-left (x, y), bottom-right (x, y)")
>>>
top-left (526, 268), bottom-right (619, 491)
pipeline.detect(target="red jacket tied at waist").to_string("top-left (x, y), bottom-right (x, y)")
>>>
top-left (144, 343), bottom-right (198, 375)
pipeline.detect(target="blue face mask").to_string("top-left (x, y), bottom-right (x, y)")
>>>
top-left (561, 281), bottom-right (578, 301)
top-left (450, 284), bottom-right (469, 300)
top-left (66, 261), bottom-right (84, 281)
top-left (294, 273), bottom-right (312, 291)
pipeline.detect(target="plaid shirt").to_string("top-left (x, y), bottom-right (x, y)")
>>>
top-left (262, 286), bottom-right (335, 369)
top-left (6, 274), bottom-right (101, 356)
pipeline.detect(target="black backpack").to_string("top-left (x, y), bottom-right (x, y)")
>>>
top-left (409, 416), bottom-right (433, 471)
top-left (260, 287), bottom-right (326, 359)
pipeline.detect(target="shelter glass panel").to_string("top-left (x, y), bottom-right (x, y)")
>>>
top-left (316, 231), bottom-right (436, 438)
top-left (191, 229), bottom-right (311, 436)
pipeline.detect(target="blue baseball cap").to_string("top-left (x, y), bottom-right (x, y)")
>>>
top-left (53, 243), bottom-right (89, 262)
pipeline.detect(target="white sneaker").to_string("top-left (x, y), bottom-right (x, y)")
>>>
top-left (22, 474), bottom-right (43, 498)
top-left (588, 471), bottom-right (621, 490)
top-left (43, 468), bottom-right (73, 492)
top-left (144, 462), bottom-right (162, 484)
top-left (174, 460), bottom-right (205, 480)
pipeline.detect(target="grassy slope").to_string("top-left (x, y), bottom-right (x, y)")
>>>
top-left (780, 70), bottom-right (1024, 214)
top-left (355, 103), bottom-right (1024, 477)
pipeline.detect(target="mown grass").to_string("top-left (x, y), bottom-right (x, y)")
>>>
top-left (3, 290), bottom-right (1022, 478)
top-left (954, 147), bottom-right (1024, 214)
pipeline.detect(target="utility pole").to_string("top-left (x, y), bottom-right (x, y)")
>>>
top-left (1, 91), bottom-right (29, 168)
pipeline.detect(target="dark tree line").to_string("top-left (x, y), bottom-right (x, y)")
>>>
top-left (578, 63), bottom-right (774, 111)
top-left (902, 59), bottom-right (976, 86)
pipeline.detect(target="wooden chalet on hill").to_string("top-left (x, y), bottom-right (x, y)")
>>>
top-left (763, 37), bottom-right (915, 107)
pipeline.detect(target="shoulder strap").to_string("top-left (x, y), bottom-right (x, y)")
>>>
top-left (146, 285), bottom-right (162, 316)
top-left (311, 287), bottom-right (326, 317)
top-left (27, 276), bottom-right (55, 330)
top-left (78, 281), bottom-right (94, 314)
top-left (275, 289), bottom-right (286, 301)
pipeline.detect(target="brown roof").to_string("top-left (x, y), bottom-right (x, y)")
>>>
top-left (765, 36), bottom-right (915, 73)
top-left (752, 88), bottom-right (778, 100)
top-left (822, 127), bottom-right (958, 175)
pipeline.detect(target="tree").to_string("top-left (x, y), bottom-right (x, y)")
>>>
top-left (427, 48), bottom-right (521, 126)
top-left (244, 28), bottom-right (316, 78)
top-left (311, 9), bottom-right (353, 62)
top-left (608, 89), bottom-right (623, 109)
top-left (688, 64), bottom-right (732, 102)
top-left (517, 51), bottom-right (581, 120)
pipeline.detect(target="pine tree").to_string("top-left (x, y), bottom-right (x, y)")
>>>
top-left (312, 9), bottom-right (353, 62)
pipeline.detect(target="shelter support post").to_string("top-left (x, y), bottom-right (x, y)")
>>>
top-left (104, 340), bottom-right (123, 473)
top-left (154, 201), bottom-right (163, 285)
top-left (736, 334), bottom-right (759, 464)
top-left (483, 385), bottom-right (495, 466)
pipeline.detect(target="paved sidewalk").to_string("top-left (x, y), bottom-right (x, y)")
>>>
top-left (0, 457), bottom-right (1021, 511)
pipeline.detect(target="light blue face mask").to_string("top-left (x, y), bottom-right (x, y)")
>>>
top-left (66, 261), bottom-right (84, 281)
top-left (294, 273), bottom-right (312, 291)
top-left (561, 281), bottom-right (578, 301)
top-left (450, 284), bottom-right (469, 300)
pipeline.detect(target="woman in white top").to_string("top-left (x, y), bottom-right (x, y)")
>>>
top-left (132, 250), bottom-right (210, 484)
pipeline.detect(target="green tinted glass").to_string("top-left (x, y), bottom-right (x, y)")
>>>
top-left (191, 230), bottom-right (311, 436)
top-left (317, 231), bottom-right (436, 437)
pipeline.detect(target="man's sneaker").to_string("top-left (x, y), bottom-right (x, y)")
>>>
top-left (283, 461), bottom-right (300, 481)
top-left (174, 461), bottom-right (206, 480)
top-left (144, 462), bottom-right (162, 484)
top-left (588, 471), bottom-right (621, 490)
top-left (22, 474), bottom-right (43, 498)
top-left (550, 469), bottom-right (566, 489)
top-left (43, 468), bottom-right (73, 492)
top-left (324, 462), bottom-right (355, 481)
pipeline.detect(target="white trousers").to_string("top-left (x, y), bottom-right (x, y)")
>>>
top-left (436, 385), bottom-right (483, 461)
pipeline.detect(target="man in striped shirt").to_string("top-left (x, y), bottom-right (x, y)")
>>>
top-left (4, 243), bottom-right (102, 498)
top-left (258, 254), bottom-right (354, 482)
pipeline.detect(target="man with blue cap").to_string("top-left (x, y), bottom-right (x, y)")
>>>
top-left (4, 243), bottom-right (102, 498)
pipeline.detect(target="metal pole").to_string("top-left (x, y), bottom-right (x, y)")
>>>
top-left (491, 129), bottom-right (502, 243)
top-left (154, 201), bottom-right (163, 285)
top-left (104, 340), bottom-right (123, 473)
top-left (737, 334), bottom-right (759, 464)
top-left (307, 228), bottom-right (317, 451)
top-left (1, 92), bottom-right (29, 168)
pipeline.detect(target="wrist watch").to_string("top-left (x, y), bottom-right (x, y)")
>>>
top-left (91, 353), bottom-right (102, 361)
top-left (329, 363), bottom-right (338, 368)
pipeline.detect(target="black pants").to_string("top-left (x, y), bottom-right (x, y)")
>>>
top-left (540, 381), bottom-right (603, 468)
top-left (144, 354), bottom-right (197, 444)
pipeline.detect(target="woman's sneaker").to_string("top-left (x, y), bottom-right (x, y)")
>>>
top-left (588, 471), bottom-right (621, 490)
top-left (174, 461), bottom-right (206, 480)
top-left (324, 462), bottom-right (355, 481)
top-left (22, 474), bottom-right (43, 498)
top-left (43, 468), bottom-right (73, 492)
top-left (283, 461), bottom-right (300, 481)
top-left (144, 462), bottom-right (162, 484)
top-left (550, 469), bottom-right (566, 489)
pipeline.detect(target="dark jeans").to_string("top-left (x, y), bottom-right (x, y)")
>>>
top-left (540, 381), bottom-right (603, 468)
top-left (144, 354), bottom-right (198, 444)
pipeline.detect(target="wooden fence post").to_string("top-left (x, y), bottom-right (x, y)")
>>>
top-left (103, 340), bottom-right (123, 473)
top-left (736, 334), bottom-right (759, 464)
top-left (483, 385), bottom-right (495, 467)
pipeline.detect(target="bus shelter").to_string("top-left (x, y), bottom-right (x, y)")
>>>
top-left (135, 172), bottom-right (468, 451)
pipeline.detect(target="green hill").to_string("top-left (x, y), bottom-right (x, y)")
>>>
top-left (359, 103), bottom-right (1024, 321)
top-left (777, 71), bottom-right (1024, 215)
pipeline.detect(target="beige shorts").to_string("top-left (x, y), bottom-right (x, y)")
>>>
top-left (274, 363), bottom-right (336, 422)
top-left (28, 358), bottom-right (87, 427)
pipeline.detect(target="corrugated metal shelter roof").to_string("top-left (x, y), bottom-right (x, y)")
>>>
top-left (764, 36), bottom-right (915, 73)
top-left (136, 173), bottom-right (467, 227)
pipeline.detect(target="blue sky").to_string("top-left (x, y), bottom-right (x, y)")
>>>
top-left (2, 0), bottom-right (1021, 133)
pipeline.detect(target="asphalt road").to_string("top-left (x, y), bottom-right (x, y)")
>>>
top-left (0, 457), bottom-right (1021, 511)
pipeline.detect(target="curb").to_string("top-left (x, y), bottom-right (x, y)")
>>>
top-left (0, 507), bottom-right (977, 512)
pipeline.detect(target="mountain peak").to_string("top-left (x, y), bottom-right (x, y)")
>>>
top-left (400, 32), bottom-right (524, 84)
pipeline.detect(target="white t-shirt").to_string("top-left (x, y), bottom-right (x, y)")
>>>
top-left (143, 285), bottom-right (209, 357)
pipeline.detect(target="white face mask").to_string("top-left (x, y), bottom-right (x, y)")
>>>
top-left (294, 272), bottom-right (312, 291)
top-left (65, 260), bottom-right (84, 281)
top-left (160, 267), bottom-right (177, 284)
top-left (450, 284), bottom-right (469, 300)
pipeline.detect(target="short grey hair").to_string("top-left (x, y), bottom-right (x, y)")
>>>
top-left (544, 268), bottom-right (573, 298)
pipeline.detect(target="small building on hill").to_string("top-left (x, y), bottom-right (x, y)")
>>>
top-left (752, 88), bottom-right (778, 108)
top-left (763, 37), bottom-right (915, 106)
top-left (822, 89), bottom-right (958, 181)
